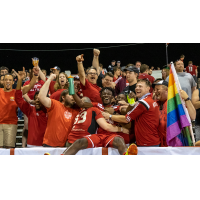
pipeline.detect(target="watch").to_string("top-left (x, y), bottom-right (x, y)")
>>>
top-left (109, 115), bottom-right (112, 120)
top-left (185, 97), bottom-right (190, 101)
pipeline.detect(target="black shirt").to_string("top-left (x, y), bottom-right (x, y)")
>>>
top-left (121, 83), bottom-right (137, 95)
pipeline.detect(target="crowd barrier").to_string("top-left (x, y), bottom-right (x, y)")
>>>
top-left (1, 147), bottom-right (200, 155)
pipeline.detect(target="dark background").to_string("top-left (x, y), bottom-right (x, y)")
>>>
top-left (0, 43), bottom-right (199, 75)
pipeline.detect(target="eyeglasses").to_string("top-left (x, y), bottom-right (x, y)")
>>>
top-left (88, 73), bottom-right (97, 75)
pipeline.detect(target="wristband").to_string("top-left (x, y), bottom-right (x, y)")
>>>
top-left (185, 97), bottom-right (190, 101)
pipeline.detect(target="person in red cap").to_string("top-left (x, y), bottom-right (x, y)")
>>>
top-left (49, 66), bottom-right (61, 95)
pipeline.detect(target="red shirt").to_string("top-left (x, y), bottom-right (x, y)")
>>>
top-left (43, 99), bottom-right (80, 147)
top-left (49, 81), bottom-right (56, 95)
top-left (15, 90), bottom-right (48, 146)
top-left (125, 95), bottom-right (160, 146)
top-left (80, 78), bottom-right (102, 104)
top-left (68, 107), bottom-right (103, 144)
top-left (186, 65), bottom-right (197, 76)
top-left (23, 80), bottom-right (45, 100)
top-left (157, 100), bottom-right (168, 147)
top-left (138, 73), bottom-right (155, 93)
top-left (0, 89), bottom-right (18, 125)
top-left (50, 89), bottom-right (66, 101)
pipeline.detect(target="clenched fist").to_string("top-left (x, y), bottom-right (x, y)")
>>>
top-left (76, 54), bottom-right (84, 63)
top-left (93, 49), bottom-right (100, 56)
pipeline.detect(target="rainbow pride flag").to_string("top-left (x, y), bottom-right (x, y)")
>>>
top-left (167, 63), bottom-right (193, 146)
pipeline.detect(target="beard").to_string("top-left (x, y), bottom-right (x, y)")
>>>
top-left (64, 100), bottom-right (75, 108)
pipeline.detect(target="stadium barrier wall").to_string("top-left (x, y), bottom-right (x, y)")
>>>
top-left (1, 147), bottom-right (200, 155)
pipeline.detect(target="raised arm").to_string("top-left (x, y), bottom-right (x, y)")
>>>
top-left (180, 90), bottom-right (196, 120)
top-left (73, 93), bottom-right (93, 108)
top-left (96, 118), bottom-right (129, 134)
top-left (38, 74), bottom-right (56, 108)
top-left (76, 54), bottom-right (86, 86)
top-left (92, 49), bottom-right (100, 76)
top-left (32, 58), bottom-right (46, 82)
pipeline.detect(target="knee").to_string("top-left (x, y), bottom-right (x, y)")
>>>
top-left (74, 138), bottom-right (88, 150)
top-left (113, 137), bottom-right (125, 147)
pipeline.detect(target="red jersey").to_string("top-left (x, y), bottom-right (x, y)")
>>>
top-left (80, 78), bottom-right (102, 104)
top-left (68, 107), bottom-right (103, 144)
top-left (15, 90), bottom-right (48, 146)
top-left (23, 80), bottom-right (45, 100)
top-left (0, 89), bottom-right (18, 125)
top-left (49, 81), bottom-right (56, 95)
top-left (50, 89), bottom-right (65, 101)
top-left (186, 65), bottom-right (197, 76)
top-left (125, 95), bottom-right (160, 146)
top-left (138, 73), bottom-right (155, 93)
top-left (157, 100), bottom-right (168, 147)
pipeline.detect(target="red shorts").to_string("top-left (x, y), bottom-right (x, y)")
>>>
top-left (85, 134), bottom-right (123, 148)
top-left (68, 131), bottom-right (90, 144)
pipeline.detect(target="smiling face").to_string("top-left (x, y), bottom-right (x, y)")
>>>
top-left (103, 75), bottom-right (113, 88)
top-left (101, 89), bottom-right (113, 106)
top-left (135, 81), bottom-right (150, 99)
top-left (4, 75), bottom-right (14, 91)
top-left (154, 85), bottom-right (168, 102)
top-left (87, 69), bottom-right (98, 84)
top-left (116, 94), bottom-right (127, 105)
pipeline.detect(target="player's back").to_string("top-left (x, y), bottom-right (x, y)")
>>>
top-left (68, 107), bottom-right (103, 144)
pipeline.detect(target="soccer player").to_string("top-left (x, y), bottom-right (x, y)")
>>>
top-left (64, 97), bottom-right (132, 156)
top-left (38, 74), bottom-right (80, 147)
top-left (15, 69), bottom-right (48, 147)
top-left (102, 79), bottom-right (161, 147)
top-left (72, 87), bottom-right (130, 144)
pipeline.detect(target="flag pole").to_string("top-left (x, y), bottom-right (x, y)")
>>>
top-left (166, 43), bottom-right (169, 67)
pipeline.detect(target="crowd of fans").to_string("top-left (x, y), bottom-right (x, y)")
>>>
top-left (0, 50), bottom-right (200, 155)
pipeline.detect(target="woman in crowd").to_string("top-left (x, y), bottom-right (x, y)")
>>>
top-left (50, 72), bottom-right (69, 101)
top-left (161, 68), bottom-right (169, 81)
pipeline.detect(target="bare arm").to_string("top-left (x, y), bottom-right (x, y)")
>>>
top-left (102, 112), bottom-right (129, 124)
top-left (92, 49), bottom-right (100, 76)
top-left (23, 93), bottom-right (32, 104)
top-left (73, 93), bottom-right (93, 108)
top-left (22, 75), bottom-right (37, 95)
top-left (38, 68), bottom-right (46, 82)
top-left (96, 118), bottom-right (129, 134)
top-left (38, 74), bottom-right (56, 108)
top-left (180, 90), bottom-right (196, 120)
top-left (192, 89), bottom-right (200, 110)
top-left (192, 86), bottom-right (196, 93)
top-left (76, 55), bottom-right (86, 86)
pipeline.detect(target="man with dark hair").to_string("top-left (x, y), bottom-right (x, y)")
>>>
top-left (38, 74), bottom-right (80, 147)
top-left (0, 73), bottom-right (18, 148)
top-left (138, 64), bottom-right (155, 93)
top-left (166, 60), bottom-right (196, 99)
top-left (78, 49), bottom-right (102, 103)
top-left (108, 60), bottom-right (116, 73)
top-left (121, 66), bottom-right (139, 104)
top-left (15, 70), bottom-right (48, 147)
top-left (102, 79), bottom-right (161, 147)
top-left (101, 72), bottom-right (114, 88)
top-left (62, 88), bottom-right (137, 155)
top-left (117, 61), bottom-right (121, 68)
top-left (0, 66), bottom-right (9, 75)
top-left (115, 66), bottom-right (129, 95)
top-left (0, 75), bottom-right (4, 88)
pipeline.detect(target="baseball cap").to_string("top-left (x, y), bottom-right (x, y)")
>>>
top-left (153, 80), bottom-right (168, 88)
top-left (124, 66), bottom-right (139, 74)
top-left (111, 60), bottom-right (116, 62)
top-left (117, 61), bottom-right (121, 63)
top-left (51, 66), bottom-right (61, 71)
top-left (121, 66), bottom-right (126, 72)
